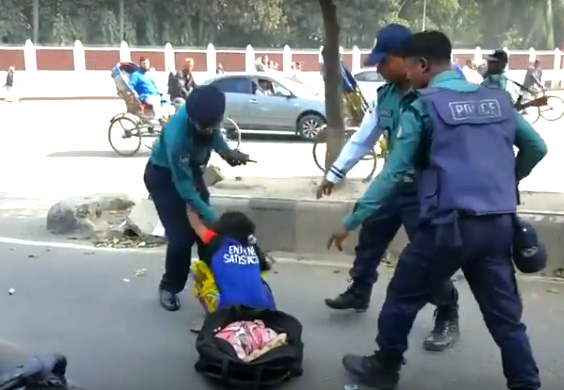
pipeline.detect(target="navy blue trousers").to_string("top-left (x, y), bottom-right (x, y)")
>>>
top-left (350, 183), bottom-right (457, 308)
top-left (143, 161), bottom-right (211, 294)
top-left (377, 214), bottom-right (540, 390)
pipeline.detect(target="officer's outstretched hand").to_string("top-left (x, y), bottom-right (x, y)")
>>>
top-left (224, 149), bottom-right (250, 167)
top-left (327, 227), bottom-right (350, 252)
top-left (316, 178), bottom-right (335, 199)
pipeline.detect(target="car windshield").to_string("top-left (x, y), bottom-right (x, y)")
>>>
top-left (277, 77), bottom-right (320, 98)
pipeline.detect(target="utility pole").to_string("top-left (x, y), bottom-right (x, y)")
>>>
top-left (119, 0), bottom-right (125, 40)
top-left (32, 0), bottom-right (39, 43)
top-left (422, 0), bottom-right (427, 31)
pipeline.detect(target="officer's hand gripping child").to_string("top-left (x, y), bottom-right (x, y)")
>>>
top-left (187, 209), bottom-right (276, 332)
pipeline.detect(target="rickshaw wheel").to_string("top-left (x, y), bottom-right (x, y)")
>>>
top-left (220, 117), bottom-right (242, 150)
top-left (312, 126), bottom-right (378, 182)
top-left (108, 115), bottom-right (142, 157)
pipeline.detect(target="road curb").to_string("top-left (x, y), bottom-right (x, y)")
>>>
top-left (210, 195), bottom-right (564, 277)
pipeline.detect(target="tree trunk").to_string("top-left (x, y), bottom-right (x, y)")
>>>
top-left (318, 0), bottom-right (345, 171)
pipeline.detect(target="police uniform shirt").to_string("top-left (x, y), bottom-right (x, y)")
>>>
top-left (326, 83), bottom-right (407, 183)
top-left (326, 98), bottom-right (381, 183)
top-left (342, 70), bottom-right (548, 231)
top-left (149, 109), bottom-right (232, 223)
top-left (482, 73), bottom-right (521, 105)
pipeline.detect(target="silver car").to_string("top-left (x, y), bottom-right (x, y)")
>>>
top-left (201, 72), bottom-right (326, 139)
top-left (353, 68), bottom-right (386, 104)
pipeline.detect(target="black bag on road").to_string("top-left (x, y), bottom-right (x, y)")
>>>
top-left (194, 305), bottom-right (304, 389)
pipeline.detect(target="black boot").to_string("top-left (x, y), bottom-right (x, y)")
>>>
top-left (342, 350), bottom-right (402, 390)
top-left (324, 281), bottom-right (372, 312)
top-left (423, 306), bottom-right (460, 351)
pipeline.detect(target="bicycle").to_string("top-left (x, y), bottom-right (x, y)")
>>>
top-left (138, 116), bottom-right (242, 153)
top-left (518, 91), bottom-right (564, 124)
top-left (312, 125), bottom-right (383, 183)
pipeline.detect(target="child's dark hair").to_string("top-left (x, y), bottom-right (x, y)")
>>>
top-left (213, 211), bottom-right (273, 271)
top-left (400, 30), bottom-right (452, 63)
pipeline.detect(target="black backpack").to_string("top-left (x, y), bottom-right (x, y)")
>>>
top-left (194, 305), bottom-right (304, 389)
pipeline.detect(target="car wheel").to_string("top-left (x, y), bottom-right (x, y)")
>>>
top-left (297, 114), bottom-right (325, 140)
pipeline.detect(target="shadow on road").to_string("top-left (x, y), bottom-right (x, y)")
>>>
top-left (44, 134), bottom-right (310, 159)
top-left (45, 150), bottom-right (151, 158)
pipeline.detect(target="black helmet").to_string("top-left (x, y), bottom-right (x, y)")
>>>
top-left (185, 85), bottom-right (226, 128)
top-left (512, 218), bottom-right (547, 274)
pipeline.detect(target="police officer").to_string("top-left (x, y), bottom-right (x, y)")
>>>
top-left (329, 31), bottom-right (547, 389)
top-left (318, 24), bottom-right (460, 352)
top-left (482, 49), bottom-right (522, 106)
top-left (144, 85), bottom-right (249, 311)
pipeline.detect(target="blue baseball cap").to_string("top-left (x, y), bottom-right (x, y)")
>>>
top-left (512, 218), bottom-right (547, 274)
top-left (364, 24), bottom-right (412, 67)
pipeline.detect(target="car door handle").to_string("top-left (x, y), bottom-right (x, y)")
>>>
top-left (249, 99), bottom-right (258, 104)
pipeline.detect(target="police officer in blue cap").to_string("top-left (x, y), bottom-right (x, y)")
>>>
top-left (330, 31), bottom-right (547, 389)
top-left (319, 23), bottom-right (461, 352)
top-left (144, 85), bottom-right (250, 311)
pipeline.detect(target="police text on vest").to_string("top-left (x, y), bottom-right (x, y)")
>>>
top-left (223, 244), bottom-right (259, 265)
top-left (449, 99), bottom-right (502, 121)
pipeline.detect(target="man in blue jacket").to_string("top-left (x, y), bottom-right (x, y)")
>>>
top-left (129, 57), bottom-right (165, 120)
top-left (144, 85), bottom-right (250, 311)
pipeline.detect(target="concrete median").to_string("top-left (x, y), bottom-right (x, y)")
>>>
top-left (124, 174), bottom-right (564, 277)
top-left (56, 175), bottom-right (561, 275)
top-left (210, 194), bottom-right (564, 276)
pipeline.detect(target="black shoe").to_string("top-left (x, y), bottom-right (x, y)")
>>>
top-left (325, 281), bottom-right (372, 312)
top-left (159, 289), bottom-right (180, 311)
top-left (423, 306), bottom-right (460, 351)
top-left (342, 351), bottom-right (401, 390)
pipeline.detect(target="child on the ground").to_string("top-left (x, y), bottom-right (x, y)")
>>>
top-left (187, 209), bottom-right (276, 315)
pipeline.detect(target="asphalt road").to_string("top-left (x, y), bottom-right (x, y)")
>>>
top-left (0, 243), bottom-right (562, 390)
top-left (0, 98), bottom-right (564, 204)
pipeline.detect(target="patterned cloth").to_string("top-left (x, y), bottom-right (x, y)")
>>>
top-left (215, 320), bottom-right (280, 361)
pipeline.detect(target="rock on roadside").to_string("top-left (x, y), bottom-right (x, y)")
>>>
top-left (46, 194), bottom-right (135, 238)
top-left (123, 165), bottom-right (224, 242)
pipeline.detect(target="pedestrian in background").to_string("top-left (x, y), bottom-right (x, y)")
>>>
top-left (183, 58), bottom-right (198, 93)
top-left (3, 66), bottom-right (19, 102)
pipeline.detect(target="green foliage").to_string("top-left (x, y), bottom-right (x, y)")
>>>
top-left (0, 0), bottom-right (562, 49)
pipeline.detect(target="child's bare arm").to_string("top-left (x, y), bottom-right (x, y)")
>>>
top-left (187, 209), bottom-right (209, 241)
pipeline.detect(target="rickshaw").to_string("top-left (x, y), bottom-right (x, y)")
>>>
top-left (108, 62), bottom-right (176, 156)
top-left (312, 62), bottom-right (382, 182)
top-left (108, 63), bottom-right (241, 157)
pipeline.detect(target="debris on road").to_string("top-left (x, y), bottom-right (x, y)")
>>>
top-left (552, 267), bottom-right (564, 279)
top-left (8, 288), bottom-right (15, 295)
top-left (134, 268), bottom-right (147, 277)
top-left (93, 237), bottom-right (163, 249)
top-left (122, 278), bottom-right (130, 283)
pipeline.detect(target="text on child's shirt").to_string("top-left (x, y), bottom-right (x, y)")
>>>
top-left (223, 244), bottom-right (259, 265)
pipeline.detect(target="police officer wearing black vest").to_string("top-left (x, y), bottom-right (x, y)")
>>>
top-left (328, 31), bottom-right (548, 389)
